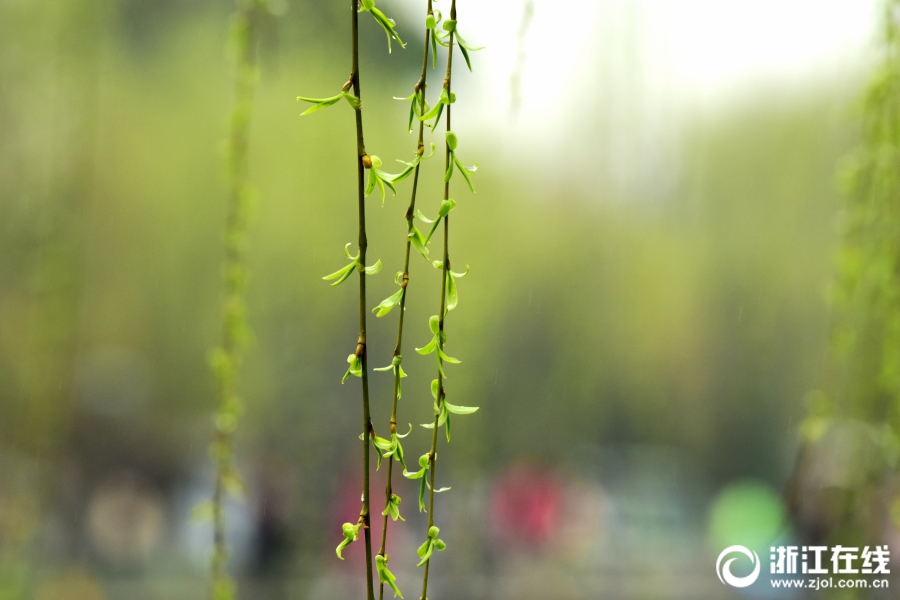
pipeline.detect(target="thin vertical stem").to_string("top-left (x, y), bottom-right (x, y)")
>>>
top-left (377, 4), bottom-right (433, 600)
top-left (350, 1), bottom-right (376, 598)
top-left (420, 3), bottom-right (455, 599)
top-left (211, 4), bottom-right (257, 599)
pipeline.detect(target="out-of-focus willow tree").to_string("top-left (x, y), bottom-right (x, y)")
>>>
top-left (794, 0), bottom-right (900, 552)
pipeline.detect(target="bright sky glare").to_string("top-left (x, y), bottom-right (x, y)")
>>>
top-left (459, 0), bottom-right (879, 115)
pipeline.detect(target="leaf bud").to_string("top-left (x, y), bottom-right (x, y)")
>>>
top-left (445, 130), bottom-right (458, 150)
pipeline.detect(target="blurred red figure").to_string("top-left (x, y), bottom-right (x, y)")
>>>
top-left (489, 461), bottom-right (564, 552)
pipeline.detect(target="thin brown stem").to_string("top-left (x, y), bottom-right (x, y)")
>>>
top-left (351, 1), bottom-right (376, 599)
top-left (377, 4), bottom-right (434, 598)
top-left (420, 3), bottom-right (455, 598)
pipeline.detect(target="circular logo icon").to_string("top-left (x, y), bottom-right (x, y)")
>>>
top-left (716, 545), bottom-right (761, 588)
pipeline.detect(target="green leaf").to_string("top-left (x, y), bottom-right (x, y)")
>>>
top-left (373, 435), bottom-right (393, 451)
top-left (342, 354), bottom-right (362, 383)
top-left (382, 493), bottom-right (405, 523)
top-left (403, 465), bottom-right (427, 479)
top-left (365, 169), bottom-right (384, 202)
top-left (416, 543), bottom-right (433, 566)
top-left (297, 92), bottom-right (344, 116)
top-left (364, 259), bottom-right (382, 275)
top-left (444, 151), bottom-right (455, 183)
top-left (445, 402), bottom-right (479, 415)
top-left (450, 265), bottom-right (469, 279)
top-left (430, 27), bottom-right (439, 67)
top-left (437, 346), bottom-right (460, 364)
top-left (457, 32), bottom-right (484, 52)
top-left (376, 555), bottom-right (404, 599)
top-left (446, 271), bottom-right (458, 311)
top-left (438, 198), bottom-right (457, 218)
top-left (374, 443), bottom-right (384, 470)
top-left (342, 91), bottom-right (361, 109)
top-left (392, 433), bottom-right (408, 470)
top-left (459, 43), bottom-right (472, 72)
top-left (454, 155), bottom-right (477, 193)
top-left (408, 225), bottom-right (430, 260)
top-left (373, 287), bottom-right (404, 317)
top-left (322, 261), bottom-right (358, 287)
top-left (421, 403), bottom-right (448, 429)
top-left (420, 88), bottom-right (451, 126)
top-left (445, 130), bottom-right (458, 150)
top-left (418, 477), bottom-right (427, 513)
top-left (367, 6), bottom-right (406, 53)
top-left (429, 315), bottom-right (441, 336)
top-left (454, 28), bottom-right (486, 73)
top-left (336, 522), bottom-right (361, 559)
top-left (431, 379), bottom-right (440, 399)
top-left (417, 538), bottom-right (431, 560)
top-left (323, 243), bottom-right (360, 286)
top-left (416, 337), bottom-right (437, 355)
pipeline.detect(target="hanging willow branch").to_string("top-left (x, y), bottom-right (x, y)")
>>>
top-left (296, 1), bottom-right (412, 599)
top-left (368, 2), bottom-right (439, 599)
top-left (404, 2), bottom-right (480, 599)
top-left (203, 2), bottom-right (268, 599)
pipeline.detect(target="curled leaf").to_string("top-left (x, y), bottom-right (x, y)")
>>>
top-left (445, 402), bottom-right (479, 415)
top-left (342, 354), bottom-right (362, 383)
top-left (373, 287), bottom-right (404, 317)
top-left (336, 522), bottom-right (362, 559)
top-left (364, 260), bottom-right (382, 275)
top-left (376, 554), bottom-right (404, 598)
top-left (297, 92), bottom-right (343, 115)
top-left (323, 243), bottom-right (360, 286)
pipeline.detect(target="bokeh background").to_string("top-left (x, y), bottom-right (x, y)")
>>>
top-left (1, 0), bottom-right (898, 598)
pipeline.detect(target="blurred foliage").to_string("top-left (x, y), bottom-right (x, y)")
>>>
top-left (789, 0), bottom-right (900, 570)
top-left (0, 0), bottom-right (870, 597)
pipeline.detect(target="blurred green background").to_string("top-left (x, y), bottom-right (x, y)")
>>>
top-left (1, 0), bottom-right (895, 598)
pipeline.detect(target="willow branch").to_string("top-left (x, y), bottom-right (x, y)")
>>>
top-left (350, 0), bottom-right (377, 598)
top-left (420, 3), bottom-right (455, 599)
top-left (210, 4), bottom-right (258, 599)
top-left (377, 4), bottom-right (434, 599)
